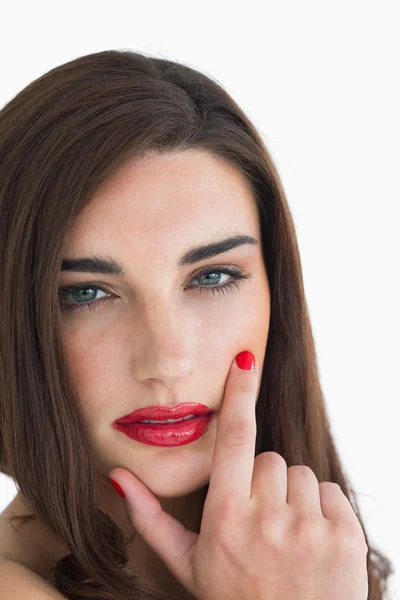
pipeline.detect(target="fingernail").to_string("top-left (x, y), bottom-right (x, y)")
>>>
top-left (110, 478), bottom-right (125, 498)
top-left (236, 351), bottom-right (255, 371)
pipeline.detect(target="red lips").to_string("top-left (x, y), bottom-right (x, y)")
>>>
top-left (114, 402), bottom-right (214, 424)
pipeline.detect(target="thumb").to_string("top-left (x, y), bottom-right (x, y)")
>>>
top-left (108, 468), bottom-right (198, 591)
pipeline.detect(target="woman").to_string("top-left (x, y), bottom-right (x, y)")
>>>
top-left (0, 49), bottom-right (393, 600)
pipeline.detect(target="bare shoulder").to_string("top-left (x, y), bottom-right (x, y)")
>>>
top-left (0, 494), bottom-right (69, 598)
top-left (0, 558), bottom-right (67, 598)
top-left (0, 494), bottom-right (70, 585)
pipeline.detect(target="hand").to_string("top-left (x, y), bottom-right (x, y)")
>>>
top-left (109, 351), bottom-right (369, 600)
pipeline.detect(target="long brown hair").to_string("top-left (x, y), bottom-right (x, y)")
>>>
top-left (0, 49), bottom-right (394, 600)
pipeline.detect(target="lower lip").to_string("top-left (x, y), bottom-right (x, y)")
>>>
top-left (112, 413), bottom-right (215, 447)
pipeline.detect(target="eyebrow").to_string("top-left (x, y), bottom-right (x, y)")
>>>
top-left (60, 234), bottom-right (258, 275)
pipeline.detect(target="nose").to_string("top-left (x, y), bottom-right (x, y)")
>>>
top-left (131, 304), bottom-right (193, 388)
top-left (146, 358), bottom-right (192, 388)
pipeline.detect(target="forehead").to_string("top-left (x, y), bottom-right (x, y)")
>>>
top-left (63, 149), bottom-right (260, 252)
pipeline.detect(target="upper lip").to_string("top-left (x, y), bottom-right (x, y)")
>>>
top-left (114, 402), bottom-right (214, 424)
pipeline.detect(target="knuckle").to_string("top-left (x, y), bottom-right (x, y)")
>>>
top-left (291, 518), bottom-right (326, 554)
top-left (234, 379), bottom-right (252, 395)
top-left (211, 502), bottom-right (245, 553)
top-left (335, 527), bottom-right (369, 555)
top-left (130, 517), bottom-right (151, 540)
top-left (319, 481), bottom-right (341, 491)
top-left (287, 464), bottom-right (316, 479)
top-left (258, 451), bottom-right (287, 469)
top-left (331, 520), bottom-right (369, 555)
top-left (216, 527), bottom-right (242, 559)
top-left (260, 515), bottom-right (287, 550)
top-left (223, 417), bottom-right (255, 446)
top-left (211, 492), bottom-right (246, 525)
top-left (212, 494), bottom-right (235, 522)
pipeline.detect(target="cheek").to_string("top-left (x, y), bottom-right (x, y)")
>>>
top-left (61, 328), bottom-right (127, 410)
top-left (200, 283), bottom-right (270, 359)
top-left (197, 306), bottom-right (269, 405)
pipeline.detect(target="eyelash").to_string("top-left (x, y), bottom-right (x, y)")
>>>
top-left (58, 265), bottom-right (255, 314)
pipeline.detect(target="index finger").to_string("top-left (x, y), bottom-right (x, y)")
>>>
top-left (206, 351), bottom-right (258, 508)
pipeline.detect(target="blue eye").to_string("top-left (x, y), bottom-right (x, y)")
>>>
top-left (58, 265), bottom-right (255, 314)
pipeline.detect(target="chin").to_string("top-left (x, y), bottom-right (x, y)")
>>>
top-left (142, 471), bottom-right (210, 499)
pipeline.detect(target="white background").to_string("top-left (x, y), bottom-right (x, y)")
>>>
top-left (0, 1), bottom-right (398, 598)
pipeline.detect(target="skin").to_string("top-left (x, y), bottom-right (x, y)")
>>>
top-left (56, 148), bottom-right (271, 596)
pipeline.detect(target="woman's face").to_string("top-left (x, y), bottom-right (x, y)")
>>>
top-left (58, 149), bottom-right (270, 499)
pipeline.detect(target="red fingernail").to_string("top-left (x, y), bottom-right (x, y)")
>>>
top-left (110, 478), bottom-right (125, 498)
top-left (236, 351), bottom-right (255, 371)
